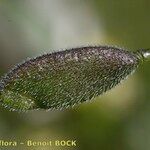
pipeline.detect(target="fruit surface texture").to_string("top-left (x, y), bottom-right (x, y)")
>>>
top-left (0, 46), bottom-right (148, 111)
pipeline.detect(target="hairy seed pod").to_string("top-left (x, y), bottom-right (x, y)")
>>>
top-left (0, 46), bottom-right (149, 112)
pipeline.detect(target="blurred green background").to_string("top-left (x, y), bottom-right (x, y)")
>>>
top-left (0, 0), bottom-right (150, 150)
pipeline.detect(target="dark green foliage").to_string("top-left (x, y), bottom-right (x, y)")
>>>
top-left (0, 46), bottom-right (148, 111)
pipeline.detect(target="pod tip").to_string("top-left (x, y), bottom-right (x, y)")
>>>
top-left (136, 49), bottom-right (150, 61)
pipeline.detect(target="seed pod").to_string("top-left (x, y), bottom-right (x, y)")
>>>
top-left (0, 46), bottom-right (149, 112)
